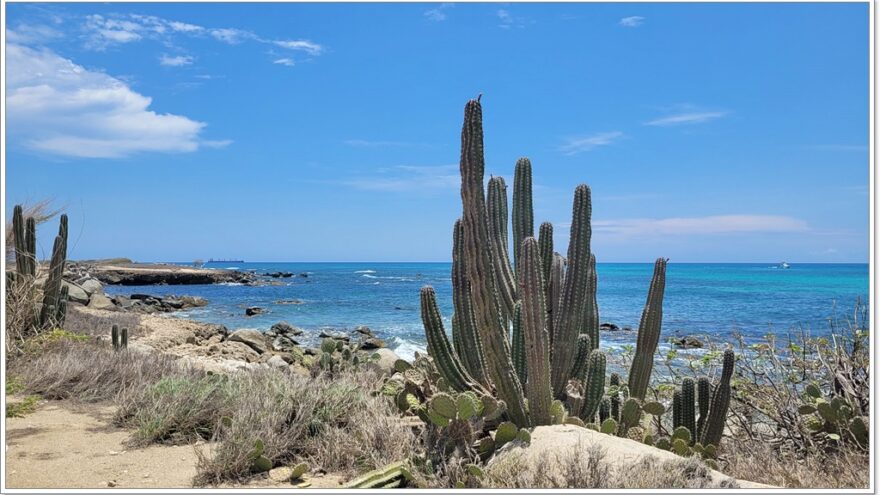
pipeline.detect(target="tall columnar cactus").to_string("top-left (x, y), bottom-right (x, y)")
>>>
top-left (580, 349), bottom-right (607, 422)
top-left (609, 373), bottom-right (622, 421)
top-left (486, 176), bottom-right (517, 322)
top-left (696, 377), bottom-right (711, 439)
top-left (13, 205), bottom-right (35, 278)
top-left (38, 216), bottom-right (69, 329)
top-left (510, 302), bottom-right (527, 385)
top-left (421, 287), bottom-right (486, 394)
top-left (512, 158), bottom-right (534, 272)
top-left (627, 258), bottom-right (668, 400)
top-left (538, 222), bottom-right (554, 310)
top-left (457, 97), bottom-right (529, 426)
top-left (450, 220), bottom-right (488, 387)
top-left (518, 237), bottom-right (553, 425)
top-left (569, 334), bottom-right (592, 382)
top-left (550, 185), bottom-right (592, 398)
top-left (548, 253), bottom-right (565, 346)
top-left (672, 389), bottom-right (683, 429)
top-left (700, 349), bottom-right (735, 447)
top-left (584, 254), bottom-right (599, 352)
top-left (681, 377), bottom-right (697, 442)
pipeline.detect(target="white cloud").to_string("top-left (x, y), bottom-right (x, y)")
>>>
top-left (425, 3), bottom-right (453, 21)
top-left (273, 58), bottom-right (296, 67)
top-left (342, 165), bottom-right (458, 192)
top-left (559, 131), bottom-right (624, 155)
top-left (620, 16), bottom-right (645, 27)
top-left (210, 27), bottom-right (255, 44)
top-left (159, 54), bottom-right (194, 67)
top-left (7, 43), bottom-right (217, 159)
top-left (7, 24), bottom-right (64, 44)
top-left (274, 39), bottom-right (323, 55)
top-left (497, 9), bottom-right (528, 29)
top-left (645, 111), bottom-right (727, 126)
top-left (83, 14), bottom-right (144, 49)
top-left (592, 215), bottom-right (809, 237)
top-left (168, 20), bottom-right (204, 33)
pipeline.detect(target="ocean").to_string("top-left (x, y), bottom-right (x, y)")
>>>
top-left (104, 262), bottom-right (869, 361)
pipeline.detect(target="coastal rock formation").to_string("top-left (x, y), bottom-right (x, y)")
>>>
top-left (370, 348), bottom-right (401, 375)
top-left (600, 322), bottom-right (620, 331)
top-left (107, 294), bottom-right (208, 314)
top-left (319, 329), bottom-right (350, 342)
top-left (670, 335), bottom-right (704, 349)
top-left (69, 260), bottom-right (256, 286)
top-left (61, 281), bottom-right (90, 305)
top-left (245, 307), bottom-right (264, 316)
top-left (358, 337), bottom-right (386, 350)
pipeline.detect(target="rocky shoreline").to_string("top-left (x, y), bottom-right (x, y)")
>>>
top-left (67, 259), bottom-right (256, 286)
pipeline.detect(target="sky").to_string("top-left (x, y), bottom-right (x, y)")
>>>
top-left (4, 2), bottom-right (870, 263)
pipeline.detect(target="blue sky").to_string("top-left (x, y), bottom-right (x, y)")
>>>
top-left (5, 2), bottom-right (870, 262)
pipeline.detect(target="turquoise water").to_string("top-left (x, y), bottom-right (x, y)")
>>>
top-left (104, 263), bottom-right (869, 360)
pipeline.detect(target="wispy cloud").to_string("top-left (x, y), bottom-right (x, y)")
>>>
top-left (424, 3), bottom-right (453, 22)
top-left (159, 54), bottom-right (194, 66)
top-left (559, 131), bottom-right (624, 155)
top-left (273, 58), bottom-right (296, 67)
top-left (7, 43), bottom-right (225, 158)
top-left (644, 111), bottom-right (727, 127)
top-left (7, 24), bottom-right (64, 44)
top-left (497, 9), bottom-right (528, 29)
top-left (75, 13), bottom-right (323, 65)
top-left (341, 165), bottom-right (458, 192)
top-left (591, 215), bottom-right (809, 237)
top-left (619, 16), bottom-right (645, 27)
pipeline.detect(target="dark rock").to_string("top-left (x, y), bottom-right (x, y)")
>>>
top-left (265, 271), bottom-right (294, 278)
top-left (303, 347), bottom-right (320, 356)
top-left (359, 338), bottom-right (386, 350)
top-left (268, 321), bottom-right (304, 337)
top-left (179, 295), bottom-right (208, 307)
top-left (622, 326), bottom-right (634, 332)
top-left (355, 325), bottom-right (374, 337)
top-left (670, 335), bottom-right (703, 349)
top-left (271, 335), bottom-right (300, 352)
top-left (245, 306), bottom-right (265, 316)
top-left (319, 329), bottom-right (350, 341)
top-left (298, 273), bottom-right (309, 278)
top-left (600, 322), bottom-right (620, 332)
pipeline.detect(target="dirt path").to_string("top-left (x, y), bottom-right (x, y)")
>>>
top-left (5, 399), bottom-right (345, 489)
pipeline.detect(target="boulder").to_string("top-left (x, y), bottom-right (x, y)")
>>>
top-left (600, 322), bottom-right (620, 332)
top-left (79, 278), bottom-right (103, 295)
top-left (245, 306), bottom-right (265, 316)
top-left (228, 329), bottom-right (269, 354)
top-left (355, 325), bottom-right (374, 337)
top-left (220, 341), bottom-right (260, 362)
top-left (179, 295), bottom-right (208, 307)
top-left (267, 355), bottom-right (289, 369)
top-left (268, 321), bottom-right (304, 337)
top-left (61, 281), bottom-right (90, 305)
top-left (670, 336), bottom-right (703, 349)
top-left (271, 335), bottom-right (300, 352)
top-left (488, 425), bottom-right (772, 489)
top-left (88, 292), bottom-right (116, 311)
top-left (370, 348), bottom-right (401, 375)
top-left (359, 337), bottom-right (386, 350)
top-left (319, 329), bottom-right (350, 342)
top-left (113, 295), bottom-right (135, 309)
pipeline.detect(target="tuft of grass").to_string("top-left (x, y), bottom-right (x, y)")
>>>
top-left (6, 395), bottom-right (40, 418)
top-left (194, 368), bottom-right (417, 485)
top-left (62, 307), bottom-right (144, 338)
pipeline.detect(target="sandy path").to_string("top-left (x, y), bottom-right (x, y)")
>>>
top-left (5, 399), bottom-right (345, 489)
top-left (5, 400), bottom-right (201, 488)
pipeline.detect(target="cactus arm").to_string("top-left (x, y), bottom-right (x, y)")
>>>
top-left (548, 252), bottom-right (565, 346)
top-left (696, 377), bottom-right (711, 439)
top-left (420, 286), bottom-right (484, 394)
top-left (519, 237), bottom-right (553, 425)
top-left (451, 219), bottom-right (489, 386)
top-left (580, 349), bottom-right (607, 422)
top-left (512, 157), bottom-right (534, 273)
top-left (681, 377), bottom-right (697, 443)
top-left (672, 389), bottom-right (683, 429)
top-left (584, 254), bottom-right (600, 352)
top-left (550, 185), bottom-right (592, 398)
top-left (609, 373), bottom-right (621, 422)
top-left (627, 258), bottom-right (668, 400)
top-left (511, 302), bottom-right (527, 385)
top-left (700, 349), bottom-right (735, 447)
top-left (568, 334), bottom-right (592, 382)
top-left (486, 176), bottom-right (517, 322)
top-left (39, 224), bottom-right (68, 329)
top-left (458, 97), bottom-right (529, 427)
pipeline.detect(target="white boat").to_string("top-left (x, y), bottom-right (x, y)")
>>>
top-left (780, 262), bottom-right (791, 269)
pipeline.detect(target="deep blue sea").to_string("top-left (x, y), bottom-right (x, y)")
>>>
top-left (104, 263), bottom-right (869, 360)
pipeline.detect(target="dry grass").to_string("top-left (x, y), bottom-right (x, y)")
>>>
top-left (724, 438), bottom-right (868, 489)
top-left (63, 306), bottom-right (144, 338)
top-left (10, 339), bottom-right (186, 402)
top-left (5, 274), bottom-right (42, 356)
top-left (481, 443), bottom-right (736, 489)
top-left (195, 368), bottom-right (417, 485)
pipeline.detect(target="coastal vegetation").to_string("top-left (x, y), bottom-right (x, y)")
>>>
top-left (3, 97), bottom-right (869, 489)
